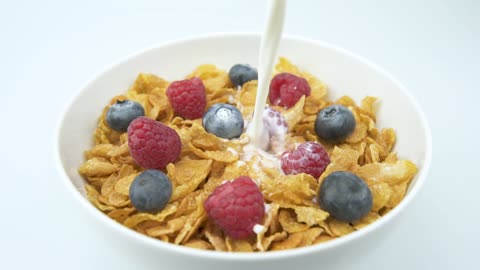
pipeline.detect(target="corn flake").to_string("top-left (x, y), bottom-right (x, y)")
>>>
top-left (130, 73), bottom-right (169, 94)
top-left (298, 227), bottom-right (324, 247)
top-left (226, 237), bottom-right (254, 252)
top-left (377, 128), bottom-right (396, 159)
top-left (169, 159), bottom-right (212, 202)
top-left (85, 144), bottom-right (114, 159)
top-left (287, 205), bottom-right (329, 226)
top-left (353, 212), bottom-right (381, 230)
top-left (271, 232), bottom-right (304, 250)
top-left (236, 80), bottom-right (257, 118)
top-left (146, 216), bottom-right (187, 237)
top-left (360, 96), bottom-right (378, 121)
top-left (282, 96), bottom-right (305, 131)
top-left (124, 204), bottom-right (177, 228)
top-left (262, 174), bottom-right (317, 206)
top-left (313, 234), bottom-right (337, 244)
top-left (370, 181), bottom-right (392, 212)
top-left (256, 203), bottom-right (280, 251)
top-left (107, 207), bottom-right (135, 223)
top-left (278, 210), bottom-right (310, 233)
top-left (184, 239), bottom-right (213, 250)
top-left (320, 147), bottom-right (360, 182)
top-left (345, 110), bottom-right (368, 143)
top-left (188, 142), bottom-right (239, 163)
top-left (204, 222), bottom-right (227, 251)
top-left (327, 219), bottom-right (355, 236)
top-left (356, 160), bottom-right (418, 185)
top-left (85, 184), bottom-right (115, 212)
top-left (186, 64), bottom-right (231, 92)
top-left (386, 183), bottom-right (409, 208)
top-left (79, 158), bottom-right (120, 177)
top-left (260, 231), bottom-right (288, 251)
top-left (107, 192), bottom-right (130, 207)
top-left (114, 173), bottom-right (138, 196)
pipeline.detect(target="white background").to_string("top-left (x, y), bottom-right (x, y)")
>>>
top-left (1, 0), bottom-right (479, 269)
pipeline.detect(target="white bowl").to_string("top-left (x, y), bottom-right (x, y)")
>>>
top-left (55, 33), bottom-right (431, 270)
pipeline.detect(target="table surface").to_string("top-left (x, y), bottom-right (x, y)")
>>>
top-left (1, 0), bottom-right (479, 269)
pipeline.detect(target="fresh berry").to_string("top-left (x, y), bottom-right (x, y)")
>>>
top-left (269, 73), bottom-right (311, 108)
top-left (281, 141), bottom-right (330, 178)
top-left (204, 176), bottom-right (265, 239)
top-left (318, 171), bottom-right (373, 222)
top-left (262, 107), bottom-right (288, 137)
top-left (229, 64), bottom-right (258, 88)
top-left (129, 170), bottom-right (172, 213)
top-left (127, 116), bottom-right (181, 169)
top-left (166, 77), bottom-right (206, 119)
top-left (315, 105), bottom-right (356, 143)
top-left (203, 103), bottom-right (244, 139)
top-left (106, 100), bottom-right (145, 132)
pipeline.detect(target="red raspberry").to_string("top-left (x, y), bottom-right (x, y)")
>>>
top-left (263, 107), bottom-right (288, 137)
top-left (281, 141), bottom-right (330, 179)
top-left (204, 176), bottom-right (265, 239)
top-left (269, 73), bottom-right (311, 108)
top-left (166, 77), bottom-right (206, 119)
top-left (127, 116), bottom-right (181, 169)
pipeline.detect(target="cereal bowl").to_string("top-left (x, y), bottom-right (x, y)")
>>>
top-left (55, 33), bottom-right (431, 270)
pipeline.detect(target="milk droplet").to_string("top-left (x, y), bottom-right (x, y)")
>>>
top-left (253, 224), bottom-right (265, 234)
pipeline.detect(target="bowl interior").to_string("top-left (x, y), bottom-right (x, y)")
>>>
top-left (57, 34), bottom-right (430, 255)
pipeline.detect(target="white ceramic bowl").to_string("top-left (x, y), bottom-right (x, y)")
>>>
top-left (55, 33), bottom-right (431, 270)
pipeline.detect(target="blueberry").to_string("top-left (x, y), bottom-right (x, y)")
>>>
top-left (106, 100), bottom-right (145, 132)
top-left (203, 103), bottom-right (244, 139)
top-left (229, 64), bottom-right (258, 88)
top-left (129, 170), bottom-right (172, 213)
top-left (318, 171), bottom-right (373, 222)
top-left (314, 105), bottom-right (355, 143)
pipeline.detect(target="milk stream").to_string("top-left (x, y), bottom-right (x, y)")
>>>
top-left (248, 0), bottom-right (287, 148)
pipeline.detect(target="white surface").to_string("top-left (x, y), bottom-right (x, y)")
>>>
top-left (0, 0), bottom-right (478, 269)
top-left (55, 34), bottom-right (431, 270)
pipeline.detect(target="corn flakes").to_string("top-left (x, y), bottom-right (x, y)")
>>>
top-left (79, 58), bottom-right (418, 252)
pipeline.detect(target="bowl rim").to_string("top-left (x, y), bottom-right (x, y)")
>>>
top-left (55, 32), bottom-right (432, 261)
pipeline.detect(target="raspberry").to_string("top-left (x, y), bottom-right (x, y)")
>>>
top-left (204, 176), bottom-right (265, 239)
top-left (166, 77), bottom-right (206, 119)
top-left (263, 107), bottom-right (288, 137)
top-left (281, 141), bottom-right (330, 179)
top-left (127, 116), bottom-right (181, 169)
top-left (269, 73), bottom-right (311, 108)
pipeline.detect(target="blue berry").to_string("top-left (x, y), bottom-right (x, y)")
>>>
top-left (203, 103), bottom-right (244, 139)
top-left (229, 64), bottom-right (258, 88)
top-left (315, 105), bottom-right (355, 142)
top-left (318, 171), bottom-right (373, 222)
top-left (106, 100), bottom-right (145, 132)
top-left (129, 170), bottom-right (172, 213)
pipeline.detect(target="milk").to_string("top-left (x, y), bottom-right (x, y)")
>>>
top-left (247, 0), bottom-right (287, 148)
